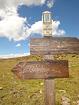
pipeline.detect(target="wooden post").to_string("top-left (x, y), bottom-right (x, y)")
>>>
top-left (44, 79), bottom-right (55, 105)
top-left (43, 55), bottom-right (55, 105)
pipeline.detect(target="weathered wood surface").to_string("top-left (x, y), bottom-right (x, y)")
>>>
top-left (43, 55), bottom-right (55, 105)
top-left (30, 37), bottom-right (79, 55)
top-left (12, 60), bottom-right (69, 79)
top-left (44, 79), bottom-right (55, 105)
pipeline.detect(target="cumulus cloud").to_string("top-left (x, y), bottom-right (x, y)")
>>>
top-left (0, 0), bottom-right (47, 41)
top-left (47, 0), bottom-right (54, 8)
top-left (51, 20), bottom-right (65, 36)
top-left (16, 43), bottom-right (21, 47)
top-left (0, 0), bottom-right (46, 9)
top-left (0, 8), bottom-right (28, 41)
top-left (28, 20), bottom-right (65, 36)
top-left (28, 21), bottom-right (42, 35)
top-left (0, 0), bottom-right (65, 41)
top-left (21, 0), bottom-right (46, 6)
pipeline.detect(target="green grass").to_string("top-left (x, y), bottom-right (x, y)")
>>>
top-left (0, 54), bottom-right (79, 105)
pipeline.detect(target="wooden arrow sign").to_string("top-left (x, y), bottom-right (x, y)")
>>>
top-left (30, 37), bottom-right (79, 55)
top-left (12, 60), bottom-right (69, 79)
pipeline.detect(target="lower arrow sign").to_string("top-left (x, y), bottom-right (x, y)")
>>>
top-left (12, 60), bottom-right (69, 79)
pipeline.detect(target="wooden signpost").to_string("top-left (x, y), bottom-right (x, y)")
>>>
top-left (12, 11), bottom-right (79, 105)
top-left (12, 35), bottom-right (79, 105)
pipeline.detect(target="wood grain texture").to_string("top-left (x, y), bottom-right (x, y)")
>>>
top-left (30, 37), bottom-right (79, 55)
top-left (44, 79), bottom-right (55, 105)
top-left (43, 55), bottom-right (55, 105)
top-left (12, 60), bottom-right (69, 79)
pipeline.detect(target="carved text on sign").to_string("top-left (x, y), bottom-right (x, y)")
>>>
top-left (30, 37), bottom-right (79, 55)
top-left (12, 60), bottom-right (69, 79)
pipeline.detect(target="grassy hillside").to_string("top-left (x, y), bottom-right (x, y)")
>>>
top-left (0, 55), bottom-right (79, 105)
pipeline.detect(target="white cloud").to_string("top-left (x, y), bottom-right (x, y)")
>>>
top-left (28, 20), bottom-right (65, 36)
top-left (0, 0), bottom-right (46, 9)
top-left (0, 0), bottom-right (65, 41)
top-left (20, 0), bottom-right (46, 6)
top-left (0, 0), bottom-right (46, 41)
top-left (47, 0), bottom-right (54, 8)
top-left (0, 53), bottom-right (30, 59)
top-left (16, 43), bottom-right (21, 47)
top-left (28, 21), bottom-right (42, 35)
top-left (52, 20), bottom-right (65, 36)
top-left (0, 9), bottom-right (28, 41)
top-left (0, 6), bottom-right (29, 41)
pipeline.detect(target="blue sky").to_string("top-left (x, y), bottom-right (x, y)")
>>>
top-left (0, 0), bottom-right (79, 58)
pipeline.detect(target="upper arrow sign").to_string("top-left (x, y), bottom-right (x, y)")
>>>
top-left (30, 37), bottom-right (79, 55)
